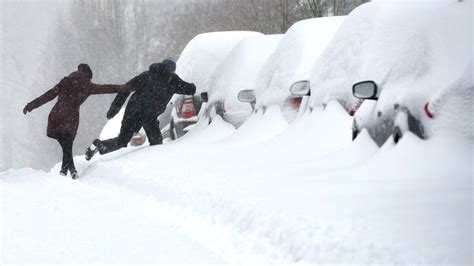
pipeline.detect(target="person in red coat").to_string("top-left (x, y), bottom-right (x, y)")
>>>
top-left (23, 64), bottom-right (132, 179)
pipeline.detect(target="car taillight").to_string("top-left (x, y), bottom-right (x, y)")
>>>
top-left (289, 97), bottom-right (302, 109)
top-left (348, 99), bottom-right (364, 116)
top-left (424, 102), bottom-right (434, 118)
top-left (180, 99), bottom-right (197, 119)
top-left (132, 134), bottom-right (145, 146)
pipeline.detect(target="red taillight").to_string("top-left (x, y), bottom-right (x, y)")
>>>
top-left (348, 99), bottom-right (364, 116)
top-left (133, 136), bottom-right (144, 146)
top-left (424, 102), bottom-right (434, 118)
top-left (290, 97), bottom-right (302, 108)
top-left (180, 99), bottom-right (197, 119)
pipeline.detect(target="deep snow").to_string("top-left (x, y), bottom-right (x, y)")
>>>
top-left (2, 102), bottom-right (472, 264)
top-left (2, 1), bottom-right (473, 264)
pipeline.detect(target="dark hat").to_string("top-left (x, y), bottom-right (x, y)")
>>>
top-left (78, 63), bottom-right (93, 79)
top-left (161, 58), bottom-right (176, 73)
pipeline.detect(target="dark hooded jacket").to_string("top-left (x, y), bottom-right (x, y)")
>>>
top-left (107, 63), bottom-right (196, 123)
top-left (25, 71), bottom-right (131, 139)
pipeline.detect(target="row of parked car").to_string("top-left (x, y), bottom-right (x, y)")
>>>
top-left (102, 0), bottom-right (472, 147)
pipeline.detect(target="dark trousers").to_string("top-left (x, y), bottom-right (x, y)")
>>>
top-left (56, 134), bottom-right (75, 171)
top-left (99, 117), bottom-right (162, 155)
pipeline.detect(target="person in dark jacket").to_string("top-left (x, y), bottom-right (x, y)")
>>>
top-left (85, 59), bottom-right (196, 160)
top-left (23, 64), bottom-right (132, 179)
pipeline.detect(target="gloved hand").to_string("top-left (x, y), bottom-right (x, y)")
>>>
top-left (23, 103), bottom-right (32, 115)
top-left (106, 108), bottom-right (118, 119)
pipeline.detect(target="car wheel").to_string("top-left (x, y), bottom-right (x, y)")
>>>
top-left (393, 111), bottom-right (409, 144)
top-left (351, 120), bottom-right (359, 141)
top-left (352, 128), bottom-right (359, 141)
top-left (393, 126), bottom-right (402, 144)
top-left (170, 120), bottom-right (177, 140)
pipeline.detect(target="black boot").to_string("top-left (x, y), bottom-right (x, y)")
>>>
top-left (85, 139), bottom-right (102, 161)
top-left (60, 164), bottom-right (68, 176)
top-left (69, 166), bottom-right (79, 180)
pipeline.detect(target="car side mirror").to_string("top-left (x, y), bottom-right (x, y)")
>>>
top-left (353, 80), bottom-right (378, 100)
top-left (238, 90), bottom-right (256, 103)
top-left (200, 92), bottom-right (208, 102)
top-left (238, 89), bottom-right (256, 111)
top-left (289, 80), bottom-right (310, 97)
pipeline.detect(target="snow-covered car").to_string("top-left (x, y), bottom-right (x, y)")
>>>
top-left (171, 31), bottom-right (262, 137)
top-left (239, 82), bottom-right (308, 124)
top-left (205, 34), bottom-right (282, 128)
top-left (352, 64), bottom-right (472, 146)
top-left (287, 80), bottom-right (311, 116)
top-left (342, 1), bottom-right (473, 146)
top-left (304, 1), bottom-right (472, 146)
top-left (168, 94), bottom-right (205, 140)
top-left (254, 16), bottom-right (345, 122)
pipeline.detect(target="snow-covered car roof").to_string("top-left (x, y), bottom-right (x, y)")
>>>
top-left (309, 0), bottom-right (472, 113)
top-left (254, 16), bottom-right (345, 108)
top-left (176, 31), bottom-right (263, 94)
top-left (207, 34), bottom-right (282, 125)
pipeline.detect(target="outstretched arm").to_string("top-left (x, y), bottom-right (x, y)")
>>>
top-left (170, 74), bottom-right (196, 95)
top-left (106, 92), bottom-right (130, 119)
top-left (105, 72), bottom-right (148, 119)
top-left (87, 83), bottom-right (132, 95)
top-left (23, 77), bottom-right (66, 114)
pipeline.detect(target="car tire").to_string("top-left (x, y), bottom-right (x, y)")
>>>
top-left (393, 111), bottom-right (409, 144)
top-left (170, 120), bottom-right (177, 140)
top-left (393, 126), bottom-right (402, 144)
top-left (352, 128), bottom-right (359, 141)
top-left (352, 120), bottom-right (359, 141)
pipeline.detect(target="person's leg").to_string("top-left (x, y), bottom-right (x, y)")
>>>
top-left (86, 117), bottom-right (139, 161)
top-left (100, 119), bottom-right (138, 154)
top-left (57, 134), bottom-right (76, 178)
top-left (64, 135), bottom-right (78, 178)
top-left (143, 119), bottom-right (162, 145)
top-left (57, 136), bottom-right (70, 175)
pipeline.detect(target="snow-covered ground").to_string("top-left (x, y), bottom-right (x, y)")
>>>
top-left (2, 1), bottom-right (472, 264)
top-left (2, 102), bottom-right (472, 263)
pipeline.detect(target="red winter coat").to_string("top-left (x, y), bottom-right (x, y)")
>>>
top-left (26, 71), bottom-right (132, 140)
